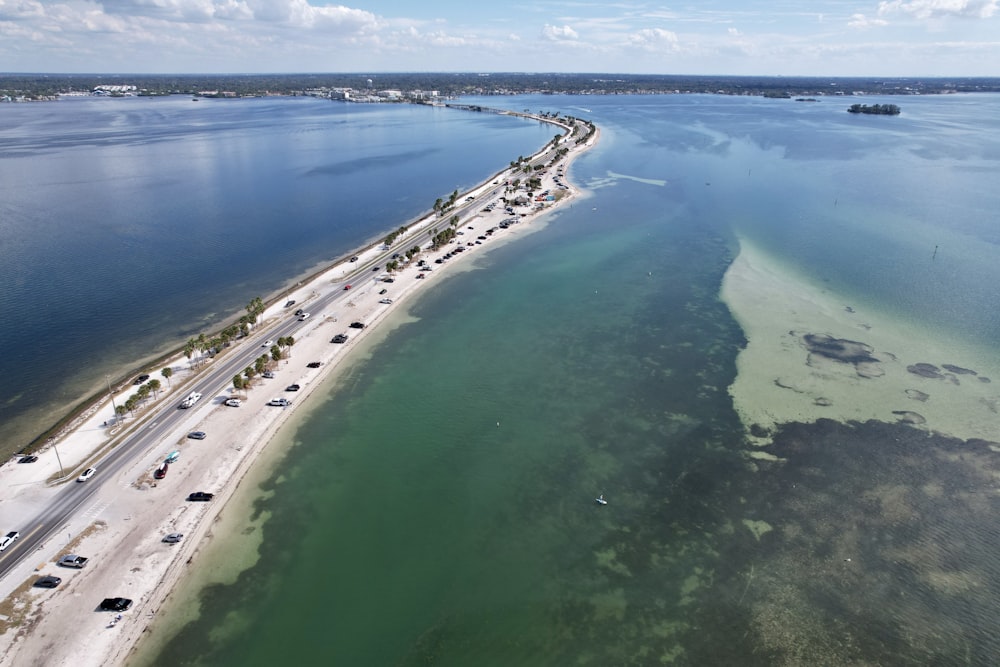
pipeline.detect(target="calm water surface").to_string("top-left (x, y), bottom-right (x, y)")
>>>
top-left (141, 94), bottom-right (1000, 665)
top-left (0, 97), bottom-right (555, 450)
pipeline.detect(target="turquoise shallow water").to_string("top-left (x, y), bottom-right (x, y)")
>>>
top-left (141, 93), bottom-right (1000, 665)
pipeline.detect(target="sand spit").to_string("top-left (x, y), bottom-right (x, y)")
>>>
top-left (0, 115), bottom-right (599, 667)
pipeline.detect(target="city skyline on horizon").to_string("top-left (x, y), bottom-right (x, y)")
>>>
top-left (1, 1), bottom-right (998, 77)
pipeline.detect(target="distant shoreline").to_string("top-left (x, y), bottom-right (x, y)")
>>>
top-left (5, 72), bottom-right (1000, 102)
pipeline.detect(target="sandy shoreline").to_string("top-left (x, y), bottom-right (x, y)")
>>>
top-left (723, 237), bottom-right (1000, 447)
top-left (0, 112), bottom-right (598, 667)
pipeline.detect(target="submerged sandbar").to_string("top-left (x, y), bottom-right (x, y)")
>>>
top-left (722, 239), bottom-right (1000, 444)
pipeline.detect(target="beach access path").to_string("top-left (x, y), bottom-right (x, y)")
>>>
top-left (0, 114), bottom-right (598, 667)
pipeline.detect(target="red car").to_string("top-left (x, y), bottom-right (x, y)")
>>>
top-left (154, 462), bottom-right (168, 480)
top-left (343, 284), bottom-right (352, 290)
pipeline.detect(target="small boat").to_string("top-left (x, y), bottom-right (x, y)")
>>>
top-left (595, 494), bottom-right (607, 506)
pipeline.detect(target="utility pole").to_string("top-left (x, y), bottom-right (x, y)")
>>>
top-left (107, 375), bottom-right (120, 425)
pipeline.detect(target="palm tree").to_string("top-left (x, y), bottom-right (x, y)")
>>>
top-left (161, 367), bottom-right (173, 387)
top-left (254, 355), bottom-right (267, 376)
top-left (147, 378), bottom-right (161, 399)
top-left (115, 404), bottom-right (128, 422)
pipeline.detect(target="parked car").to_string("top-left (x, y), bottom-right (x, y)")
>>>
top-left (162, 533), bottom-right (183, 544)
top-left (0, 531), bottom-right (19, 552)
top-left (187, 431), bottom-right (206, 440)
top-left (268, 398), bottom-right (290, 407)
top-left (286, 384), bottom-right (300, 392)
top-left (77, 467), bottom-right (97, 483)
top-left (379, 299), bottom-right (393, 305)
top-left (225, 398), bottom-right (242, 407)
top-left (262, 371), bottom-right (275, 379)
top-left (307, 362), bottom-right (322, 368)
top-left (349, 322), bottom-right (366, 329)
top-left (17, 455), bottom-right (38, 464)
top-left (379, 289), bottom-right (388, 295)
top-left (58, 554), bottom-right (88, 568)
top-left (187, 492), bottom-right (214, 502)
top-left (35, 575), bottom-right (62, 588)
top-left (99, 598), bottom-right (133, 612)
top-left (153, 462), bottom-right (168, 480)
top-left (350, 256), bottom-right (358, 262)
top-left (133, 374), bottom-right (150, 385)
top-left (383, 278), bottom-right (395, 283)
top-left (284, 299), bottom-right (296, 308)
top-left (331, 334), bottom-right (349, 344)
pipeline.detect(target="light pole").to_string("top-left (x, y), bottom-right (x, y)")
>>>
top-left (50, 437), bottom-right (64, 477)
top-left (106, 375), bottom-right (119, 425)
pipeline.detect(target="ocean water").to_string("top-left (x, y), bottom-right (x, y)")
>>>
top-left (0, 97), bottom-right (555, 451)
top-left (140, 94), bottom-right (1000, 665)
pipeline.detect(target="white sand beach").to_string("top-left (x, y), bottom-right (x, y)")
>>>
top-left (0, 116), bottom-right (598, 667)
top-left (723, 237), bottom-right (1000, 447)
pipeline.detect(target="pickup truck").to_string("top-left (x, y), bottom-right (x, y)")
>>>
top-left (179, 391), bottom-right (202, 409)
top-left (58, 554), bottom-right (88, 568)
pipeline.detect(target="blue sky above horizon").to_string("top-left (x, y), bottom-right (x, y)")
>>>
top-left (1, 0), bottom-right (998, 76)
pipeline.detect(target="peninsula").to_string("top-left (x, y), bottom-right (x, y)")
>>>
top-left (0, 109), bottom-right (598, 667)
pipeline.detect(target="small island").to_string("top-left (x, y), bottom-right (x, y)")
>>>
top-left (847, 103), bottom-right (901, 115)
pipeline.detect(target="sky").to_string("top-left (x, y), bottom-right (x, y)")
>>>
top-left (1, 0), bottom-right (998, 76)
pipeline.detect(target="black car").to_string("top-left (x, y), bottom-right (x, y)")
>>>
top-left (133, 374), bottom-right (150, 385)
top-left (18, 455), bottom-right (38, 464)
top-left (294, 309), bottom-right (304, 317)
top-left (307, 362), bottom-right (322, 368)
top-left (372, 266), bottom-right (380, 271)
top-left (284, 299), bottom-right (296, 308)
top-left (99, 597), bottom-right (133, 611)
top-left (286, 384), bottom-right (300, 392)
top-left (349, 322), bottom-right (365, 329)
top-left (383, 278), bottom-right (395, 283)
top-left (379, 289), bottom-right (388, 295)
top-left (187, 431), bottom-right (207, 440)
top-left (187, 492), bottom-right (214, 502)
top-left (35, 575), bottom-right (62, 588)
top-left (331, 334), bottom-right (349, 344)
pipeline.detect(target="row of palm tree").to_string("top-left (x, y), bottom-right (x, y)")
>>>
top-left (182, 296), bottom-right (269, 368)
top-left (114, 378), bottom-right (163, 420)
top-left (233, 336), bottom-right (295, 395)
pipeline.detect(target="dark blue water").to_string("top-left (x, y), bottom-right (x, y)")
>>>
top-left (141, 93), bottom-right (1000, 666)
top-left (0, 96), bottom-right (554, 449)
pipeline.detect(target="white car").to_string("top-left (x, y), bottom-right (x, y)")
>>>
top-left (298, 313), bottom-right (310, 321)
top-left (267, 398), bottom-right (290, 407)
top-left (179, 391), bottom-right (202, 409)
top-left (225, 398), bottom-right (242, 407)
top-left (379, 298), bottom-right (393, 305)
top-left (77, 467), bottom-right (97, 483)
top-left (262, 339), bottom-right (273, 348)
top-left (0, 531), bottom-right (20, 552)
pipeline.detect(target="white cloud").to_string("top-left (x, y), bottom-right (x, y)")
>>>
top-left (0, 0), bottom-right (45, 20)
top-left (877, 0), bottom-right (998, 19)
top-left (727, 27), bottom-right (741, 36)
top-left (541, 24), bottom-right (578, 41)
top-left (848, 12), bottom-right (888, 28)
top-left (628, 27), bottom-right (679, 51)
